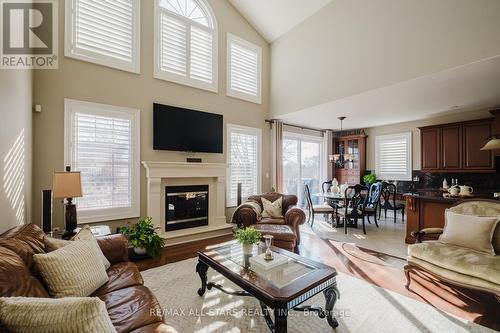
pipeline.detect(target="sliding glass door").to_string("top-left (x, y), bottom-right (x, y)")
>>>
top-left (283, 133), bottom-right (325, 207)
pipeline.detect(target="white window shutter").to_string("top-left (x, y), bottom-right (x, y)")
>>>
top-left (227, 34), bottom-right (262, 104)
top-left (375, 133), bottom-right (412, 181)
top-left (227, 125), bottom-right (261, 207)
top-left (64, 99), bottom-right (140, 223)
top-left (66, 0), bottom-right (140, 73)
top-left (155, 0), bottom-right (217, 92)
top-left (160, 14), bottom-right (187, 76)
top-left (190, 26), bottom-right (213, 83)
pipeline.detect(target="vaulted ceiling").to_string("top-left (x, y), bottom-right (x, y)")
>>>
top-left (228, 0), bottom-right (331, 42)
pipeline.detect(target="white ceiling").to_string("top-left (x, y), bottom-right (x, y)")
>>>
top-left (228, 0), bottom-right (331, 42)
top-left (279, 55), bottom-right (500, 130)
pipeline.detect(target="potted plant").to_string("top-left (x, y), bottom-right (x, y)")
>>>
top-left (235, 227), bottom-right (262, 255)
top-left (363, 173), bottom-right (377, 186)
top-left (121, 217), bottom-right (165, 257)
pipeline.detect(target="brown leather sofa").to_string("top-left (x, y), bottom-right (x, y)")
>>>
top-left (232, 193), bottom-right (306, 252)
top-left (0, 224), bottom-right (173, 333)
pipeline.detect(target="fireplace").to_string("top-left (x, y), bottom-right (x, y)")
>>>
top-left (165, 185), bottom-right (209, 231)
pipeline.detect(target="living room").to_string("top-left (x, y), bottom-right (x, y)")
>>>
top-left (0, 0), bottom-right (499, 332)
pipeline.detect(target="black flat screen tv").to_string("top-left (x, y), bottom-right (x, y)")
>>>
top-left (153, 103), bottom-right (223, 153)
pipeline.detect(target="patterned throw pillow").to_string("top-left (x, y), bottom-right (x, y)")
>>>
top-left (261, 197), bottom-right (283, 218)
top-left (44, 225), bottom-right (111, 270)
top-left (34, 241), bottom-right (109, 298)
top-left (0, 297), bottom-right (116, 333)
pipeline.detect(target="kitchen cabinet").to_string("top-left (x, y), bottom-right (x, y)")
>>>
top-left (421, 128), bottom-right (440, 170)
top-left (463, 121), bottom-right (493, 169)
top-left (419, 118), bottom-right (494, 172)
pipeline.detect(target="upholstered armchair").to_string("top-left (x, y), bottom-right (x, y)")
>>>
top-left (232, 192), bottom-right (306, 251)
top-left (405, 199), bottom-right (500, 298)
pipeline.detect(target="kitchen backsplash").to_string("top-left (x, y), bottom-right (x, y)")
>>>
top-left (403, 171), bottom-right (500, 193)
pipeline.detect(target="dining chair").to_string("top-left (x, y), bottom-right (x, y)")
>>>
top-left (304, 184), bottom-right (335, 228)
top-left (335, 184), bottom-right (369, 234)
top-left (322, 180), bottom-right (333, 193)
top-left (379, 182), bottom-right (405, 223)
top-left (364, 182), bottom-right (383, 227)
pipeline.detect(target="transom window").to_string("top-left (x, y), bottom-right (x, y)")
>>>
top-left (155, 0), bottom-right (218, 92)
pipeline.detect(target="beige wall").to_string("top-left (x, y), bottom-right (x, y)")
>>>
top-left (0, 70), bottom-right (32, 233)
top-left (365, 109), bottom-right (491, 171)
top-left (270, 0), bottom-right (500, 118)
top-left (33, 0), bottom-right (271, 231)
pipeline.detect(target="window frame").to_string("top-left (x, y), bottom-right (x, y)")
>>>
top-left (375, 132), bottom-right (413, 181)
top-left (64, 0), bottom-right (141, 73)
top-left (64, 98), bottom-right (141, 224)
top-left (226, 33), bottom-right (262, 104)
top-left (154, 0), bottom-right (218, 92)
top-left (226, 124), bottom-right (262, 208)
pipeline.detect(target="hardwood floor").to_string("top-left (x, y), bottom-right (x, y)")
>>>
top-left (130, 234), bottom-right (233, 271)
top-left (133, 222), bottom-right (499, 331)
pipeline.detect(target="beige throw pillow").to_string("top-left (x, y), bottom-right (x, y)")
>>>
top-left (0, 297), bottom-right (116, 333)
top-left (439, 210), bottom-right (499, 255)
top-left (261, 197), bottom-right (283, 218)
top-left (44, 225), bottom-right (111, 270)
top-left (34, 241), bottom-right (109, 298)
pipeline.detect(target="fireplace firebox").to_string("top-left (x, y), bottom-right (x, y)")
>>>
top-left (165, 185), bottom-right (208, 231)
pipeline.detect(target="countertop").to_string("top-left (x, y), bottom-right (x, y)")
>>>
top-left (403, 191), bottom-right (498, 202)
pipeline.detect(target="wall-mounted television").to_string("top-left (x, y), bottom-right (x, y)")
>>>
top-left (153, 103), bottom-right (223, 153)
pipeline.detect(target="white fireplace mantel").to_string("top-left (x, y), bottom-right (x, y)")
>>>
top-left (141, 161), bottom-right (230, 243)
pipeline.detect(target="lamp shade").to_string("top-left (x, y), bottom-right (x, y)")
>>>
top-left (53, 171), bottom-right (83, 199)
top-left (481, 138), bottom-right (500, 150)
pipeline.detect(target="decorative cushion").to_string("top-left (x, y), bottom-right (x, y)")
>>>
top-left (313, 204), bottom-right (334, 213)
top-left (261, 197), bottom-right (283, 218)
top-left (73, 225), bottom-right (112, 269)
top-left (439, 210), bottom-right (499, 255)
top-left (33, 241), bottom-right (109, 298)
top-left (408, 241), bottom-right (500, 285)
top-left (44, 226), bottom-right (111, 270)
top-left (0, 296), bottom-right (116, 333)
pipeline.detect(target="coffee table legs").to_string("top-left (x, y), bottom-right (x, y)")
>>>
top-left (324, 284), bottom-right (340, 328)
top-left (260, 302), bottom-right (287, 333)
top-left (196, 261), bottom-right (208, 296)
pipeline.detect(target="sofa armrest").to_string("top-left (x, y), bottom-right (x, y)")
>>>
top-left (410, 228), bottom-right (444, 243)
top-left (96, 234), bottom-right (129, 264)
top-left (284, 206), bottom-right (306, 243)
top-left (233, 206), bottom-right (258, 228)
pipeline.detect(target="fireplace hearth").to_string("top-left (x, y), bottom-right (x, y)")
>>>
top-left (165, 185), bottom-right (209, 231)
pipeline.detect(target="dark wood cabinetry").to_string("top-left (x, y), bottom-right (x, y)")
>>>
top-left (421, 128), bottom-right (440, 170)
top-left (333, 134), bottom-right (366, 184)
top-left (463, 122), bottom-right (493, 169)
top-left (419, 118), bottom-right (494, 172)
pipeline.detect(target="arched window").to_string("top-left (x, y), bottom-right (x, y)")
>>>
top-left (155, 0), bottom-right (218, 92)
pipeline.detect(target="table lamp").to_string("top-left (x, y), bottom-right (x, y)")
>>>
top-left (53, 168), bottom-right (83, 238)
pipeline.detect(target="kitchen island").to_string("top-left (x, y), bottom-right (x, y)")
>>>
top-left (403, 191), bottom-right (498, 243)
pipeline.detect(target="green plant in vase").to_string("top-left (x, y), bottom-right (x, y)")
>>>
top-left (363, 173), bottom-right (377, 186)
top-left (235, 226), bottom-right (262, 255)
top-left (121, 217), bottom-right (165, 257)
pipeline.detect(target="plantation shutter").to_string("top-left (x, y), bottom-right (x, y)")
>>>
top-left (159, 14), bottom-right (188, 76)
top-left (229, 39), bottom-right (258, 96)
top-left (71, 113), bottom-right (133, 211)
top-left (190, 26), bottom-right (213, 83)
top-left (228, 127), bottom-right (260, 207)
top-left (376, 133), bottom-right (412, 180)
top-left (74, 0), bottom-right (135, 63)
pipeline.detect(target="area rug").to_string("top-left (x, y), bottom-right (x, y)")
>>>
top-left (297, 224), bottom-right (499, 330)
top-left (142, 257), bottom-right (495, 333)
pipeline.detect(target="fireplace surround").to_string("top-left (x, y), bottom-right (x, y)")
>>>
top-left (142, 161), bottom-right (230, 244)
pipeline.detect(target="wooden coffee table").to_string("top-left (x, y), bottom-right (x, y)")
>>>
top-left (196, 241), bottom-right (339, 333)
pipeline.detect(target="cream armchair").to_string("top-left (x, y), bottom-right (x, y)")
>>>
top-left (405, 199), bottom-right (500, 298)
